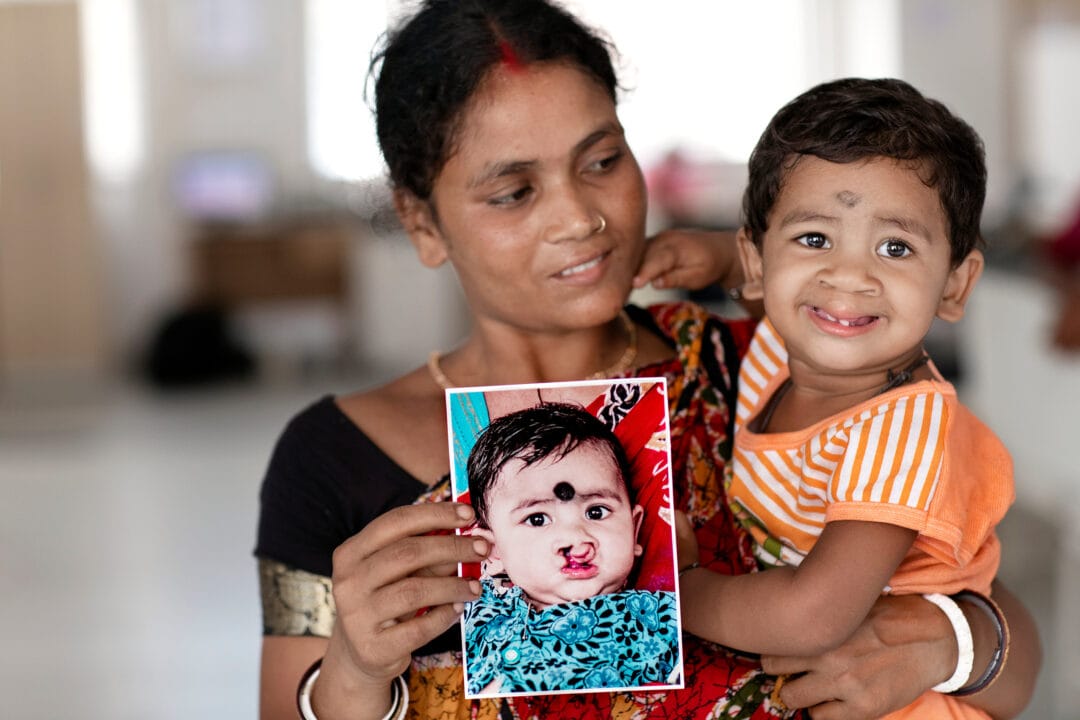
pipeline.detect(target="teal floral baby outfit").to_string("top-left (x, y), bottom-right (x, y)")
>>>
top-left (463, 578), bottom-right (680, 695)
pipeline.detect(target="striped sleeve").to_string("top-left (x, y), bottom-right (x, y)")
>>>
top-left (735, 320), bottom-right (787, 430)
top-left (828, 391), bottom-right (948, 511)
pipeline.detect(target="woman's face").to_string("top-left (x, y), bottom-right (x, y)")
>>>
top-left (408, 62), bottom-right (648, 332)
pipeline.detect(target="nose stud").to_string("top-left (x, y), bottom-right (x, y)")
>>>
top-left (594, 214), bottom-right (606, 235)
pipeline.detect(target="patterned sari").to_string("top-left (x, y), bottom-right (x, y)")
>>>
top-left (404, 304), bottom-right (795, 719)
top-left (259, 302), bottom-right (798, 719)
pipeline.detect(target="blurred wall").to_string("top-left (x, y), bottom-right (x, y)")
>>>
top-left (0, 2), bottom-right (108, 393)
top-left (2, 0), bottom-right (1079, 389)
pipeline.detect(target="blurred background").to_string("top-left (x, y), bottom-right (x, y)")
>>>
top-left (1, 0), bottom-right (1079, 717)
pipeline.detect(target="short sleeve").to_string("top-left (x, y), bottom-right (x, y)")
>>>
top-left (254, 396), bottom-right (427, 578)
top-left (825, 390), bottom-right (949, 532)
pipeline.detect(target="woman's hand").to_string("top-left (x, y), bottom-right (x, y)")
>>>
top-left (312, 502), bottom-right (487, 720)
top-left (761, 584), bottom-right (1040, 720)
top-left (761, 593), bottom-right (950, 719)
top-left (634, 228), bottom-right (741, 292)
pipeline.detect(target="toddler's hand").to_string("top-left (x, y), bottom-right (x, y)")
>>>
top-left (673, 510), bottom-right (700, 572)
top-left (634, 228), bottom-right (735, 291)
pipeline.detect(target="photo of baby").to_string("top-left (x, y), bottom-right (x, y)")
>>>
top-left (446, 378), bottom-right (683, 698)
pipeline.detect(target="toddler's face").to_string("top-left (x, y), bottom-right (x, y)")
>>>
top-left (477, 442), bottom-right (643, 609)
top-left (740, 156), bottom-right (977, 383)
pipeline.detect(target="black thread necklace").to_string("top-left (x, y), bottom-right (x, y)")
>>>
top-left (755, 351), bottom-right (932, 433)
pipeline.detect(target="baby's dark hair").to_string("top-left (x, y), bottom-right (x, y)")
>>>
top-left (467, 402), bottom-right (632, 528)
top-left (370, 0), bottom-right (619, 200)
top-left (742, 77), bottom-right (987, 265)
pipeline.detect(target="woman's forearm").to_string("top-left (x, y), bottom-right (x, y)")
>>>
top-left (959, 580), bottom-right (1041, 719)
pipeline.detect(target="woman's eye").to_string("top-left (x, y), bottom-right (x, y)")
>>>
top-left (796, 232), bottom-right (829, 249)
top-left (585, 505), bottom-right (611, 521)
top-left (489, 185), bottom-right (532, 207)
top-left (878, 239), bottom-right (912, 258)
top-left (585, 150), bottom-right (622, 174)
top-left (525, 513), bottom-right (550, 527)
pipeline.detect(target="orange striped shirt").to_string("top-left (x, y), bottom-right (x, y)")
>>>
top-left (729, 320), bottom-right (1014, 595)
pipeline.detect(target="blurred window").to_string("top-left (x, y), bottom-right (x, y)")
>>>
top-left (303, 0), bottom-right (898, 180)
top-left (80, 0), bottom-right (144, 183)
top-left (305, 0), bottom-right (392, 182)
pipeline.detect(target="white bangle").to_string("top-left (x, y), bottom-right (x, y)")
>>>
top-left (297, 662), bottom-right (409, 720)
top-left (923, 592), bottom-right (974, 693)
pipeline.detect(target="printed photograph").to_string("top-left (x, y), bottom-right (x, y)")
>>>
top-left (446, 378), bottom-right (684, 699)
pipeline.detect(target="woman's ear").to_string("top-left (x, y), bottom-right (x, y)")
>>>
top-left (937, 249), bottom-right (985, 323)
top-left (735, 227), bottom-right (765, 301)
top-left (393, 188), bottom-right (448, 268)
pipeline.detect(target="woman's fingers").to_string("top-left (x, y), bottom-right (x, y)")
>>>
top-left (760, 653), bottom-right (814, 677)
top-left (340, 502), bottom-right (475, 561)
top-left (321, 503), bottom-right (489, 685)
top-left (353, 599), bottom-right (471, 670)
top-left (765, 669), bottom-right (833, 712)
top-left (371, 575), bottom-right (481, 626)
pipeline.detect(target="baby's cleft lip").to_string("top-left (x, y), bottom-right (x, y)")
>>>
top-left (561, 560), bottom-right (599, 579)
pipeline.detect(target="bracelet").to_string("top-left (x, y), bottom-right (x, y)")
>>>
top-left (948, 590), bottom-right (1010, 697)
top-left (727, 286), bottom-right (743, 302)
top-left (297, 658), bottom-right (409, 720)
top-left (922, 593), bottom-right (974, 693)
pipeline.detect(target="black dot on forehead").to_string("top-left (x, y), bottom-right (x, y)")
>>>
top-left (553, 481), bottom-right (575, 501)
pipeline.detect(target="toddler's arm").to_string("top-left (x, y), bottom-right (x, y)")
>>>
top-left (680, 519), bottom-right (917, 655)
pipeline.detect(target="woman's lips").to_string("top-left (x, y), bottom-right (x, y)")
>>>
top-left (553, 250), bottom-right (610, 282)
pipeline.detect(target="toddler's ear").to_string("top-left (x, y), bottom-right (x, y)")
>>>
top-left (393, 189), bottom-right (449, 268)
top-left (937, 249), bottom-right (985, 323)
top-left (735, 227), bottom-right (765, 301)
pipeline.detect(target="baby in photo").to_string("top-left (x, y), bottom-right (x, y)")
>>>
top-left (449, 382), bottom-right (681, 697)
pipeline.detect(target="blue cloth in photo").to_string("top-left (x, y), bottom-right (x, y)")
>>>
top-left (463, 578), bottom-right (680, 695)
top-left (449, 390), bottom-right (489, 497)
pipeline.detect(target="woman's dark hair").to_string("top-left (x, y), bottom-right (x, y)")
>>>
top-left (742, 77), bottom-right (987, 265)
top-left (371, 0), bottom-right (619, 200)
top-left (467, 402), bottom-right (632, 529)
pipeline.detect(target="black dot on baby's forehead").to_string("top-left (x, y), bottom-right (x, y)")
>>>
top-left (553, 481), bottom-right (575, 501)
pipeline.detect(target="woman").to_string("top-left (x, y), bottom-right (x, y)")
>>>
top-left (256, 1), bottom-right (1039, 718)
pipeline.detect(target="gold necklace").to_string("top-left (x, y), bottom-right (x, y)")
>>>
top-left (427, 310), bottom-right (638, 390)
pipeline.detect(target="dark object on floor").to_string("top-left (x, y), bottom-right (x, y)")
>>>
top-left (144, 304), bottom-right (255, 387)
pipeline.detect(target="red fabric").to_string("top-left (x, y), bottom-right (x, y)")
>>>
top-left (591, 381), bottom-right (676, 593)
top-left (1047, 206), bottom-right (1080, 268)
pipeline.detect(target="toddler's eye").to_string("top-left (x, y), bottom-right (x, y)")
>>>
top-left (525, 513), bottom-right (550, 527)
top-left (878, 239), bottom-right (912, 258)
top-left (585, 505), bottom-right (611, 520)
top-left (796, 233), bottom-right (829, 249)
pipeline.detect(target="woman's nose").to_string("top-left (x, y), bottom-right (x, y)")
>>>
top-left (542, 181), bottom-right (597, 244)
